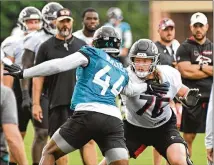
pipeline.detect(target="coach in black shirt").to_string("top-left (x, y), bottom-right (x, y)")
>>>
top-left (33, 8), bottom-right (94, 165)
top-left (176, 12), bottom-right (213, 158)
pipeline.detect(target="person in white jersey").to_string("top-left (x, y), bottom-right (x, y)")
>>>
top-left (73, 8), bottom-right (99, 45)
top-left (99, 39), bottom-right (201, 165)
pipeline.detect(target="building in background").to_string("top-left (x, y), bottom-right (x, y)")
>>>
top-left (150, 1), bottom-right (213, 42)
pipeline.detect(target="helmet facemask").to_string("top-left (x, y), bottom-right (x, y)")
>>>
top-left (130, 53), bottom-right (159, 79)
top-left (128, 39), bottom-right (160, 79)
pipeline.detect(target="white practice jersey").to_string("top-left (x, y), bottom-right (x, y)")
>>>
top-left (24, 29), bottom-right (52, 55)
top-left (1, 34), bottom-right (24, 66)
top-left (73, 30), bottom-right (93, 46)
top-left (125, 65), bottom-right (183, 128)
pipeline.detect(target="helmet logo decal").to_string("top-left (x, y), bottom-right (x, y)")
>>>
top-left (60, 10), bottom-right (70, 16)
top-left (22, 11), bottom-right (27, 16)
top-left (136, 53), bottom-right (147, 57)
top-left (44, 6), bottom-right (50, 12)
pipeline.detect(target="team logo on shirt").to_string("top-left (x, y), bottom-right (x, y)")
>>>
top-left (196, 55), bottom-right (212, 65)
top-left (193, 50), bottom-right (200, 56)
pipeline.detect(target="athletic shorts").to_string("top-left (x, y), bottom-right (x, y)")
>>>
top-left (13, 78), bottom-right (49, 132)
top-left (124, 111), bottom-right (185, 159)
top-left (48, 105), bottom-right (73, 137)
top-left (180, 100), bottom-right (208, 133)
top-left (59, 111), bottom-right (126, 155)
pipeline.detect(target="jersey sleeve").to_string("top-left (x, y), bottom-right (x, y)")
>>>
top-left (168, 66), bottom-right (183, 93)
top-left (1, 86), bottom-right (18, 125)
top-left (176, 44), bottom-right (190, 62)
top-left (1, 36), bottom-right (17, 57)
top-left (23, 32), bottom-right (38, 52)
top-left (159, 65), bottom-right (183, 94)
top-left (78, 46), bottom-right (98, 63)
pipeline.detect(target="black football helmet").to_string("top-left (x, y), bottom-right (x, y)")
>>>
top-left (129, 39), bottom-right (160, 78)
top-left (42, 2), bottom-right (63, 35)
top-left (18, 6), bottom-right (42, 32)
top-left (92, 26), bottom-right (121, 57)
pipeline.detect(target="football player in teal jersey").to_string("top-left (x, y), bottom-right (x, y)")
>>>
top-left (3, 26), bottom-right (169, 165)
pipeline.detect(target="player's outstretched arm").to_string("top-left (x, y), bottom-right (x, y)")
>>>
top-left (4, 52), bottom-right (89, 79)
top-left (176, 85), bottom-right (201, 108)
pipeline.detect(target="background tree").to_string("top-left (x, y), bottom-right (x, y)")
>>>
top-left (0, 1), bottom-right (149, 43)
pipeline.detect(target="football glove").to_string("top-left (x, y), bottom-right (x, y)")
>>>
top-left (3, 58), bottom-right (23, 79)
top-left (21, 90), bottom-right (32, 112)
top-left (146, 80), bottom-right (170, 97)
top-left (178, 88), bottom-right (201, 108)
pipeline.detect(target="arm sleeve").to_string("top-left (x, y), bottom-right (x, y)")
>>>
top-left (1, 86), bottom-right (18, 125)
top-left (176, 44), bottom-right (191, 62)
top-left (1, 37), bottom-right (16, 58)
top-left (23, 52), bottom-right (89, 78)
top-left (205, 85), bottom-right (213, 149)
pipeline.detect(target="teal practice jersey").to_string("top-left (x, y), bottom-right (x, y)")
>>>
top-left (71, 46), bottom-right (129, 110)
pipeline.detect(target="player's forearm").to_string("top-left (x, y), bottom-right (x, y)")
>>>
top-left (179, 64), bottom-right (209, 79)
top-left (22, 49), bottom-right (35, 69)
top-left (3, 75), bottom-right (14, 88)
top-left (20, 79), bottom-right (30, 91)
top-left (177, 84), bottom-right (189, 98)
top-left (3, 124), bottom-right (28, 165)
top-left (202, 65), bottom-right (213, 76)
top-left (32, 77), bottom-right (44, 105)
top-left (23, 52), bottom-right (88, 78)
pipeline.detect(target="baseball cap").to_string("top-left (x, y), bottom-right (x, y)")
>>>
top-left (159, 18), bottom-right (175, 30)
top-left (190, 12), bottom-right (208, 25)
top-left (56, 8), bottom-right (73, 21)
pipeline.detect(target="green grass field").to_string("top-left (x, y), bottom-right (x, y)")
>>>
top-left (24, 122), bottom-right (207, 165)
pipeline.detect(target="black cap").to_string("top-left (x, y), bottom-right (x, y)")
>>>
top-left (56, 8), bottom-right (73, 21)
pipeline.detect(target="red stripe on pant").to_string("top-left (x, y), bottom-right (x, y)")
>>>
top-left (134, 144), bottom-right (147, 158)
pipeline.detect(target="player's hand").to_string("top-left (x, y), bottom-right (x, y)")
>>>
top-left (146, 80), bottom-right (170, 97)
top-left (32, 104), bottom-right (43, 123)
top-left (206, 148), bottom-right (213, 163)
top-left (3, 58), bottom-right (23, 79)
top-left (179, 88), bottom-right (201, 108)
top-left (21, 90), bottom-right (32, 112)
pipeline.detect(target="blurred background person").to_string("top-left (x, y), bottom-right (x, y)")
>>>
top-left (73, 7), bottom-right (99, 165)
top-left (20, 4), bottom-right (63, 165)
top-left (153, 17), bottom-right (183, 165)
top-left (205, 85), bottom-right (213, 165)
top-left (155, 18), bottom-right (180, 67)
top-left (1, 53), bottom-right (28, 165)
top-left (106, 7), bottom-right (132, 63)
top-left (1, 6), bottom-right (44, 165)
top-left (176, 12), bottom-right (213, 158)
top-left (73, 8), bottom-right (99, 45)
